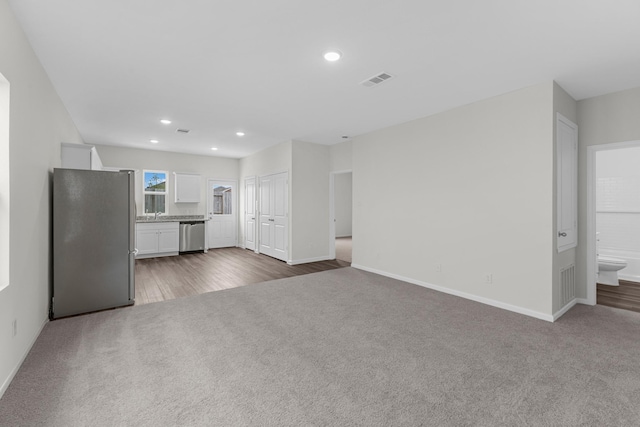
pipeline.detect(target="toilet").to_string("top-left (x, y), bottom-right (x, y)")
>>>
top-left (597, 256), bottom-right (627, 286)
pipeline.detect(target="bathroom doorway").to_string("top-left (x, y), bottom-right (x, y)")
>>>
top-left (587, 141), bottom-right (640, 312)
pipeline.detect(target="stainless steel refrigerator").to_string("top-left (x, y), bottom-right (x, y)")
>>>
top-left (52, 168), bottom-right (136, 319)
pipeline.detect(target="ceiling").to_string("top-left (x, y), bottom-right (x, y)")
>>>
top-left (8, 0), bottom-right (640, 159)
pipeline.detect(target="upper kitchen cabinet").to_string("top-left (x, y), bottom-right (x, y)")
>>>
top-left (61, 143), bottom-right (103, 170)
top-left (174, 172), bottom-right (201, 203)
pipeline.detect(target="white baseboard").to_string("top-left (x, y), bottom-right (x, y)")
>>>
top-left (576, 297), bottom-right (594, 306)
top-left (136, 251), bottom-right (179, 259)
top-left (351, 264), bottom-right (555, 322)
top-left (553, 298), bottom-right (577, 321)
top-left (0, 317), bottom-right (48, 398)
top-left (288, 255), bottom-right (332, 266)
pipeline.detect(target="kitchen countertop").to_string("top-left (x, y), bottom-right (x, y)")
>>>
top-left (136, 215), bottom-right (208, 223)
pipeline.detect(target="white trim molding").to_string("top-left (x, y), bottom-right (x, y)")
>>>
top-left (288, 255), bottom-right (332, 266)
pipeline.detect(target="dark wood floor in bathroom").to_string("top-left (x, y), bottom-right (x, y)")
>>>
top-left (597, 280), bottom-right (640, 313)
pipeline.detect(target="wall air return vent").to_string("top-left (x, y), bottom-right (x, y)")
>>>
top-left (176, 128), bottom-right (190, 134)
top-left (360, 72), bottom-right (393, 88)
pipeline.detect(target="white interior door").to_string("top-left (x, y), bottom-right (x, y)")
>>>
top-left (245, 176), bottom-right (257, 251)
top-left (259, 172), bottom-right (288, 261)
top-left (272, 172), bottom-right (288, 261)
top-left (557, 114), bottom-right (578, 252)
top-left (208, 179), bottom-right (237, 249)
top-left (259, 175), bottom-right (273, 256)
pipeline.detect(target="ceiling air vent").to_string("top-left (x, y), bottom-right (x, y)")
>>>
top-left (176, 128), bottom-right (190, 134)
top-left (360, 72), bottom-right (393, 88)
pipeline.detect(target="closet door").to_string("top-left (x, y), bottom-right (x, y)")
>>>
top-left (271, 172), bottom-right (288, 261)
top-left (244, 177), bottom-right (257, 251)
top-left (259, 172), bottom-right (288, 261)
top-left (259, 175), bottom-right (274, 257)
top-left (557, 113), bottom-right (578, 252)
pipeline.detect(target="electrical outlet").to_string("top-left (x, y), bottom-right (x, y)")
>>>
top-left (12, 319), bottom-right (17, 337)
top-left (485, 274), bottom-right (493, 284)
top-left (436, 264), bottom-right (442, 272)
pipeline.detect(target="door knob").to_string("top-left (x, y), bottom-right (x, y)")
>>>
top-left (558, 232), bottom-right (567, 237)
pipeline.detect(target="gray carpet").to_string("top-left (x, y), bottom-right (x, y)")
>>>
top-left (2, 267), bottom-right (640, 426)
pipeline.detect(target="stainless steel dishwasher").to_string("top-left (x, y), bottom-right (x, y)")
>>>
top-left (179, 221), bottom-right (205, 252)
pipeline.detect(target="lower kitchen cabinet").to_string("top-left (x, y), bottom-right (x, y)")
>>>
top-left (135, 222), bottom-right (179, 258)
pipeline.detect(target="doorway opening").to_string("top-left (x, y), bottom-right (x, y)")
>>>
top-left (330, 170), bottom-right (352, 264)
top-left (587, 140), bottom-right (640, 312)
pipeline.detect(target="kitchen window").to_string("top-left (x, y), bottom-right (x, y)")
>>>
top-left (143, 170), bottom-right (167, 215)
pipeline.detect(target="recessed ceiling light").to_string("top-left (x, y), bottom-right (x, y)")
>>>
top-left (211, 147), bottom-right (218, 151)
top-left (323, 50), bottom-right (342, 62)
top-left (150, 139), bottom-right (159, 144)
top-left (236, 131), bottom-right (245, 137)
top-left (160, 119), bottom-right (171, 124)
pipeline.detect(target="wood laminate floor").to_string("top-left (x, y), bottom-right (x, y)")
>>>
top-left (597, 279), bottom-right (640, 313)
top-left (134, 247), bottom-right (351, 306)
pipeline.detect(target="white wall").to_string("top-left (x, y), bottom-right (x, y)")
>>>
top-left (353, 82), bottom-right (555, 319)
top-left (595, 146), bottom-right (640, 281)
top-left (291, 141), bottom-right (330, 262)
top-left (576, 86), bottom-right (640, 298)
top-left (0, 0), bottom-right (84, 396)
top-left (330, 140), bottom-right (352, 172)
top-left (94, 145), bottom-right (238, 217)
top-left (334, 172), bottom-right (352, 237)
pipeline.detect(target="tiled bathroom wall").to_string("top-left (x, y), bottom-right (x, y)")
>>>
top-left (596, 146), bottom-right (640, 281)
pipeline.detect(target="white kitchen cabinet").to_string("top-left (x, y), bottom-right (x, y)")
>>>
top-left (135, 222), bottom-right (179, 258)
top-left (61, 143), bottom-right (103, 170)
top-left (174, 172), bottom-right (201, 203)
